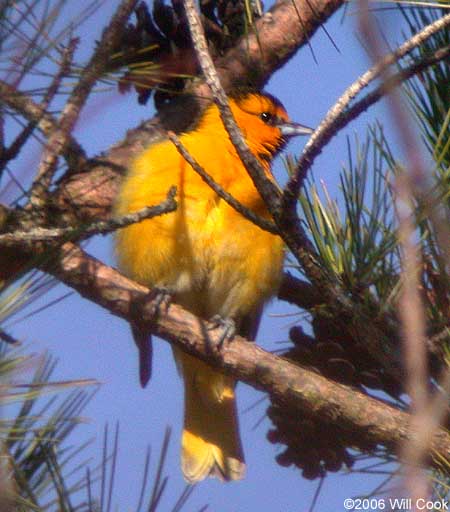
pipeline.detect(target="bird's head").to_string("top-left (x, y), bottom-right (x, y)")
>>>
top-left (229, 92), bottom-right (313, 161)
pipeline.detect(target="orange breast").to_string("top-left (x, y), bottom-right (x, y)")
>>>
top-left (114, 119), bottom-right (284, 320)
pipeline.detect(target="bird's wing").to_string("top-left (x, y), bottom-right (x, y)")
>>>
top-left (238, 304), bottom-right (264, 342)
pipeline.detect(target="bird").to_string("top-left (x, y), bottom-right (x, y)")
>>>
top-left (114, 91), bottom-right (313, 483)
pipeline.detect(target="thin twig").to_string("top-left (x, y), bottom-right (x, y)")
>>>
top-left (28, 0), bottom-right (139, 207)
top-left (0, 79), bottom-right (85, 170)
top-left (41, 38), bottom-right (79, 115)
top-left (181, 0), bottom-right (282, 214)
top-left (283, 11), bottom-right (450, 212)
top-left (0, 327), bottom-right (20, 345)
top-left (358, 3), bottom-right (446, 505)
top-left (395, 170), bottom-right (429, 416)
top-left (181, 0), bottom-right (329, 297)
top-left (0, 187), bottom-right (177, 245)
top-left (0, 39), bottom-right (78, 176)
top-left (330, 45), bottom-right (450, 142)
top-left (0, 121), bottom-right (36, 176)
top-left (167, 131), bottom-right (278, 234)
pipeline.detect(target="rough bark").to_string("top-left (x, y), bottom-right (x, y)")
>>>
top-left (52, 0), bottom-right (346, 225)
top-left (0, 0), bottom-right (345, 281)
top-left (42, 243), bottom-right (450, 469)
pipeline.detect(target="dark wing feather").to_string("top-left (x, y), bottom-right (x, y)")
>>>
top-left (238, 305), bottom-right (264, 342)
top-left (131, 322), bottom-right (153, 388)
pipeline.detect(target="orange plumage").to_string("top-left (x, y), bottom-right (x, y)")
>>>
top-left (114, 92), bottom-right (312, 482)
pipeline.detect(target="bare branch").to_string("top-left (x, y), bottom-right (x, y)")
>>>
top-left (395, 170), bottom-right (429, 413)
top-left (0, 79), bottom-right (86, 169)
top-left (358, 4), bottom-right (450, 503)
top-left (181, 0), bottom-right (281, 215)
top-left (0, 187), bottom-right (177, 245)
top-left (282, 11), bottom-right (450, 213)
top-left (41, 38), bottom-right (79, 114)
top-left (326, 45), bottom-right (450, 145)
top-left (41, 242), bottom-right (450, 468)
top-left (29, 0), bottom-right (139, 207)
top-left (0, 327), bottom-right (20, 345)
top-left (167, 131), bottom-right (278, 234)
top-left (0, 38), bottom-right (79, 180)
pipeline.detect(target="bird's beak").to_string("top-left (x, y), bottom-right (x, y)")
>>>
top-left (278, 121), bottom-right (314, 138)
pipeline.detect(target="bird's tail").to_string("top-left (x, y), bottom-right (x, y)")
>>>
top-left (177, 350), bottom-right (245, 483)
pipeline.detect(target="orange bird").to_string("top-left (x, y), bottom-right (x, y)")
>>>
top-left (114, 92), bottom-right (312, 482)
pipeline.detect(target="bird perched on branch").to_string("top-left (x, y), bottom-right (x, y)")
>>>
top-left (114, 91), bottom-right (312, 482)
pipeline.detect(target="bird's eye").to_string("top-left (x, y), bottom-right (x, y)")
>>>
top-left (260, 111), bottom-right (274, 124)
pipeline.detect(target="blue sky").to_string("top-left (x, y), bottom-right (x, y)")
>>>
top-left (3, 1), bottom-right (413, 510)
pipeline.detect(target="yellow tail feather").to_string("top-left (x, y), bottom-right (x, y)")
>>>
top-left (178, 350), bottom-right (245, 483)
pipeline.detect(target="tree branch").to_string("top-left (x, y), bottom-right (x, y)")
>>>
top-left (0, 187), bottom-right (177, 245)
top-left (283, 11), bottom-right (450, 210)
top-left (51, 0), bottom-right (346, 226)
top-left (28, 0), bottom-right (139, 207)
top-left (213, 0), bottom-right (345, 91)
top-left (41, 242), bottom-right (450, 469)
top-left (0, 80), bottom-right (86, 170)
top-left (167, 131), bottom-right (278, 234)
top-left (182, 0), bottom-right (282, 217)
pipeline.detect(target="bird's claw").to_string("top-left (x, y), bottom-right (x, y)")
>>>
top-left (148, 286), bottom-right (172, 318)
top-left (208, 315), bottom-right (236, 348)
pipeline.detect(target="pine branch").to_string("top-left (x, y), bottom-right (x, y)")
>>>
top-left (52, 0), bottom-right (346, 225)
top-left (283, 11), bottom-right (450, 208)
top-left (277, 14), bottom-right (450, 283)
top-left (40, 242), bottom-right (450, 469)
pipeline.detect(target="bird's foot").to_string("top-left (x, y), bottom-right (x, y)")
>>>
top-left (148, 286), bottom-right (172, 318)
top-left (207, 315), bottom-right (236, 348)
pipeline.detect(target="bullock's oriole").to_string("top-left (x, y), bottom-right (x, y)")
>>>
top-left (114, 92), bottom-right (312, 482)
